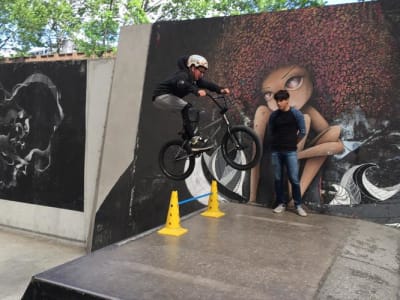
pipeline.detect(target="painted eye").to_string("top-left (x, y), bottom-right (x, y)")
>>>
top-left (285, 76), bottom-right (303, 90)
top-left (264, 91), bottom-right (273, 101)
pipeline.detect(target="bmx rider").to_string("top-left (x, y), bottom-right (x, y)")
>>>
top-left (152, 54), bottom-right (230, 151)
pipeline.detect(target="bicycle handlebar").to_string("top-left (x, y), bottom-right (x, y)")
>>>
top-left (205, 92), bottom-right (229, 114)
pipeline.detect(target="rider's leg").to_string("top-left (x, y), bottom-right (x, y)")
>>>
top-left (153, 94), bottom-right (191, 138)
top-left (153, 94), bottom-right (187, 111)
top-left (153, 94), bottom-right (206, 148)
top-left (181, 104), bottom-right (200, 140)
top-left (181, 104), bottom-right (211, 151)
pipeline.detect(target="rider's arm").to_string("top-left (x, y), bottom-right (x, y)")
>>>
top-left (196, 78), bottom-right (223, 94)
top-left (175, 72), bottom-right (199, 95)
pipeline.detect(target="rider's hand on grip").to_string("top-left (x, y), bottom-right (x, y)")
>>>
top-left (220, 88), bottom-right (230, 95)
top-left (198, 90), bottom-right (207, 97)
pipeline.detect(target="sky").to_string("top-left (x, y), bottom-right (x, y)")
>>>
top-left (325, 0), bottom-right (365, 4)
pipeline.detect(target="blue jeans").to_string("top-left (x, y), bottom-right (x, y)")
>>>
top-left (271, 151), bottom-right (302, 207)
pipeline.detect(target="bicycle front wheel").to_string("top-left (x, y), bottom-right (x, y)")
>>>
top-left (159, 140), bottom-right (195, 180)
top-left (221, 125), bottom-right (262, 170)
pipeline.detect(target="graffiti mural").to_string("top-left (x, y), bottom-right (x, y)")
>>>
top-left (0, 61), bottom-right (86, 211)
top-left (93, 0), bottom-right (399, 250)
top-left (0, 73), bottom-right (63, 188)
top-left (142, 2), bottom-right (400, 225)
top-left (210, 1), bottom-right (400, 225)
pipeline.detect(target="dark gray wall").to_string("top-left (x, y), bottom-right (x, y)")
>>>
top-left (0, 61), bottom-right (86, 211)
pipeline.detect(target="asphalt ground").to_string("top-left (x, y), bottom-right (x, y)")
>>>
top-left (0, 226), bottom-right (85, 300)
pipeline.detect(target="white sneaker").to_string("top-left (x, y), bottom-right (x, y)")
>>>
top-left (296, 206), bottom-right (307, 217)
top-left (190, 136), bottom-right (212, 152)
top-left (273, 204), bottom-right (286, 213)
top-left (190, 135), bottom-right (208, 144)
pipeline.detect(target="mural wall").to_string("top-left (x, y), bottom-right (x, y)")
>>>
top-left (212, 1), bottom-right (400, 226)
top-left (138, 0), bottom-right (400, 226)
top-left (0, 61), bottom-right (86, 211)
top-left (92, 0), bottom-right (400, 249)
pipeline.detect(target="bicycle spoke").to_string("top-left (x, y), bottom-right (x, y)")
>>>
top-left (165, 146), bottom-right (188, 173)
top-left (222, 125), bottom-right (261, 170)
top-left (159, 140), bottom-right (196, 180)
top-left (228, 133), bottom-right (253, 162)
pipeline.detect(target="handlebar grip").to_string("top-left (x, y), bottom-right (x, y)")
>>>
top-left (206, 92), bottom-right (225, 100)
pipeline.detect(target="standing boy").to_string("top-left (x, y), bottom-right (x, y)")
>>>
top-left (269, 90), bottom-right (307, 217)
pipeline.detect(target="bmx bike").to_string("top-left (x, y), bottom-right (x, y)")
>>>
top-left (158, 93), bottom-right (262, 180)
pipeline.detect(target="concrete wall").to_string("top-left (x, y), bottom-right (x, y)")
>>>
top-left (0, 59), bottom-right (114, 245)
top-left (85, 59), bottom-right (115, 242)
top-left (89, 24), bottom-right (152, 251)
top-left (0, 22), bottom-right (151, 247)
top-left (92, 25), bottom-right (151, 212)
top-left (0, 0), bottom-right (399, 251)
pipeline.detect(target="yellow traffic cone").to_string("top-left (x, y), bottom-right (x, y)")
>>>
top-left (201, 180), bottom-right (225, 218)
top-left (158, 190), bottom-right (188, 236)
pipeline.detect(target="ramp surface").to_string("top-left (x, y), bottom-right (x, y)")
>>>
top-left (23, 203), bottom-right (400, 299)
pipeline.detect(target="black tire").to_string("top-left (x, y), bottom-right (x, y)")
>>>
top-left (159, 140), bottom-right (195, 180)
top-left (221, 125), bottom-right (262, 170)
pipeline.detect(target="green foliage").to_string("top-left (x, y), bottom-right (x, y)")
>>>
top-left (70, 0), bottom-right (150, 56)
top-left (0, 0), bottom-right (14, 50)
top-left (0, 0), bottom-right (327, 57)
top-left (42, 0), bottom-right (80, 53)
top-left (124, 0), bottom-right (150, 24)
top-left (1, 0), bottom-right (47, 53)
top-left (157, 0), bottom-right (326, 20)
top-left (76, 0), bottom-right (121, 56)
top-left (0, 0), bottom-right (80, 55)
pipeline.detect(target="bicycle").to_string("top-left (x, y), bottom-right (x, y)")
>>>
top-left (159, 93), bottom-right (262, 180)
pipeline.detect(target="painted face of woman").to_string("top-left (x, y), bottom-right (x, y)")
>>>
top-left (262, 65), bottom-right (313, 111)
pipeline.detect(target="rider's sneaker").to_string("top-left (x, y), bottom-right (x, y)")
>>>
top-left (190, 136), bottom-right (213, 152)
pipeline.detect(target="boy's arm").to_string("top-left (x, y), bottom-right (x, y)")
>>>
top-left (292, 108), bottom-right (306, 141)
top-left (267, 111), bottom-right (277, 137)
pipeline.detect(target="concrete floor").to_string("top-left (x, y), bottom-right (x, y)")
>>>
top-left (0, 226), bottom-right (85, 300)
top-left (22, 203), bottom-right (400, 299)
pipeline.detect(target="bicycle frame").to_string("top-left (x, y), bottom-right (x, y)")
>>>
top-left (159, 93), bottom-right (262, 180)
top-left (198, 115), bottom-right (225, 145)
top-left (191, 94), bottom-right (233, 146)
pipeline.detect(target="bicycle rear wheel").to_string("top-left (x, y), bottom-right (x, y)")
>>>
top-left (159, 140), bottom-right (195, 180)
top-left (221, 125), bottom-right (262, 170)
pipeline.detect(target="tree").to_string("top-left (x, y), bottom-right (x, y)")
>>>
top-left (1, 0), bottom-right (327, 57)
top-left (0, 0), bottom-right (14, 50)
top-left (1, 0), bottom-right (48, 53)
top-left (0, 0), bottom-right (80, 55)
top-left (40, 0), bottom-right (81, 53)
top-left (76, 0), bottom-right (120, 56)
top-left (156, 0), bottom-right (326, 21)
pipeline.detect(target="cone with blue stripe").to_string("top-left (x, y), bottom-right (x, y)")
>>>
top-left (201, 180), bottom-right (225, 218)
top-left (158, 190), bottom-right (188, 236)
